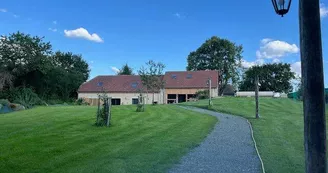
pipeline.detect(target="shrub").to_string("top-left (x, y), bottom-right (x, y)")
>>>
top-left (136, 104), bottom-right (145, 112)
top-left (46, 99), bottom-right (64, 105)
top-left (9, 103), bottom-right (17, 109)
top-left (9, 88), bottom-right (42, 109)
top-left (76, 98), bottom-right (89, 105)
top-left (9, 103), bottom-right (25, 111)
top-left (195, 90), bottom-right (209, 100)
top-left (95, 107), bottom-right (107, 126)
top-left (0, 99), bottom-right (10, 106)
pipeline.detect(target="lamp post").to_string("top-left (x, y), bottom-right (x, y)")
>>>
top-left (271, 0), bottom-right (326, 172)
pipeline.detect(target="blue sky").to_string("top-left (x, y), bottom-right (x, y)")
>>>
top-left (1, 0), bottom-right (328, 86)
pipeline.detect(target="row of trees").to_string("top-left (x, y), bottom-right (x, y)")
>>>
top-left (185, 36), bottom-right (296, 94)
top-left (0, 32), bottom-right (89, 102)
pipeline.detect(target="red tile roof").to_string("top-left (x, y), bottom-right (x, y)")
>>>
top-left (78, 75), bottom-right (152, 93)
top-left (78, 71), bottom-right (218, 93)
top-left (164, 71), bottom-right (218, 89)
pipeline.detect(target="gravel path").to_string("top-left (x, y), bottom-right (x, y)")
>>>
top-left (169, 106), bottom-right (262, 173)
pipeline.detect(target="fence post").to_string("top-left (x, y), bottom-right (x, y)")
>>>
top-left (255, 75), bottom-right (259, 119)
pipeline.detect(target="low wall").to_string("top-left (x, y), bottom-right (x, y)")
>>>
top-left (236, 91), bottom-right (274, 97)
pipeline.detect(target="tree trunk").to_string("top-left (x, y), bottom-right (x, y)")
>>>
top-left (299, 0), bottom-right (326, 172)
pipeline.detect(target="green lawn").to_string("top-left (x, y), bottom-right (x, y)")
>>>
top-left (183, 97), bottom-right (328, 173)
top-left (0, 105), bottom-right (217, 173)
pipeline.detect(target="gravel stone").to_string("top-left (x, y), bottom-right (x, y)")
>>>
top-left (169, 106), bottom-right (262, 173)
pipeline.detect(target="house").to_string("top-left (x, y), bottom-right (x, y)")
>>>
top-left (78, 70), bottom-right (219, 105)
top-left (163, 71), bottom-right (218, 103)
top-left (78, 75), bottom-right (163, 106)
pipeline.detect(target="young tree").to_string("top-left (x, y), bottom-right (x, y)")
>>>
top-left (117, 63), bottom-right (134, 75)
top-left (138, 60), bottom-right (165, 104)
top-left (239, 63), bottom-right (295, 93)
top-left (186, 36), bottom-right (243, 95)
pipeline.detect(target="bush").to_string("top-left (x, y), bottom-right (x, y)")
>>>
top-left (195, 90), bottom-right (209, 100)
top-left (46, 99), bottom-right (64, 105)
top-left (76, 98), bottom-right (89, 106)
top-left (9, 103), bottom-right (25, 111)
top-left (0, 99), bottom-right (10, 106)
top-left (136, 104), bottom-right (145, 112)
top-left (7, 88), bottom-right (43, 109)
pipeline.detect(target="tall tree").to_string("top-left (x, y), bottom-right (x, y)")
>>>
top-left (239, 63), bottom-right (295, 93)
top-left (117, 63), bottom-right (134, 75)
top-left (138, 60), bottom-right (165, 104)
top-left (0, 32), bottom-right (89, 101)
top-left (186, 36), bottom-right (243, 95)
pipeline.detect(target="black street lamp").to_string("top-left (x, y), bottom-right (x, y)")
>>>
top-left (271, 0), bottom-right (326, 172)
top-left (271, 0), bottom-right (292, 17)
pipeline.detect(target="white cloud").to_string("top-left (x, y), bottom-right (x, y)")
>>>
top-left (0, 9), bottom-right (7, 13)
top-left (240, 59), bottom-right (265, 69)
top-left (272, 58), bottom-right (281, 63)
top-left (13, 14), bottom-right (19, 18)
top-left (261, 38), bottom-right (272, 44)
top-left (53, 21), bottom-right (57, 25)
top-left (90, 61), bottom-right (94, 64)
top-left (48, 28), bottom-right (57, 32)
top-left (174, 12), bottom-right (186, 19)
top-left (111, 66), bottom-right (120, 73)
top-left (256, 39), bottom-right (299, 59)
top-left (291, 61), bottom-right (302, 77)
top-left (175, 13), bottom-right (181, 18)
top-left (64, 28), bottom-right (104, 43)
top-left (320, 3), bottom-right (328, 18)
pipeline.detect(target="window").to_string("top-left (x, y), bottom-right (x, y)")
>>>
top-left (97, 82), bottom-right (103, 87)
top-left (168, 94), bottom-right (176, 99)
top-left (111, 99), bottom-right (121, 105)
top-left (131, 82), bottom-right (138, 88)
top-left (132, 98), bottom-right (139, 105)
top-left (171, 74), bottom-right (177, 79)
top-left (186, 74), bottom-right (192, 79)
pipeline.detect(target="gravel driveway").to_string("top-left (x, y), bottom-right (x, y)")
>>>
top-left (169, 106), bottom-right (263, 173)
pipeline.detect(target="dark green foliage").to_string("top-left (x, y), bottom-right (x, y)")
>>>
top-left (186, 36), bottom-right (243, 95)
top-left (0, 32), bottom-right (89, 102)
top-left (325, 93), bottom-right (328, 103)
top-left (239, 63), bottom-right (295, 93)
top-left (136, 104), bottom-right (145, 112)
top-left (95, 107), bottom-right (107, 126)
top-left (96, 95), bottom-right (111, 127)
top-left (7, 88), bottom-right (42, 109)
top-left (195, 90), bottom-right (209, 100)
top-left (10, 103), bottom-right (25, 111)
top-left (0, 99), bottom-right (10, 106)
top-left (45, 99), bottom-right (65, 105)
top-left (118, 63), bottom-right (134, 75)
top-left (222, 84), bottom-right (236, 96)
top-left (76, 98), bottom-right (89, 105)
